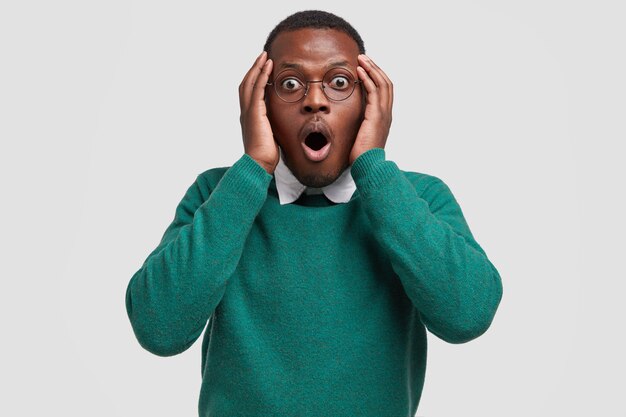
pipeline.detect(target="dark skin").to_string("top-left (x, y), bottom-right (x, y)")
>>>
top-left (239, 28), bottom-right (393, 188)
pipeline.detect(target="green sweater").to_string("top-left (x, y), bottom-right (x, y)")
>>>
top-left (125, 148), bottom-right (503, 417)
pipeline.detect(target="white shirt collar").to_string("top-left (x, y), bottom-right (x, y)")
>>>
top-left (273, 147), bottom-right (357, 205)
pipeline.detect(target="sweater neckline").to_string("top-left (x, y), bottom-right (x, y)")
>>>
top-left (269, 177), bottom-right (360, 208)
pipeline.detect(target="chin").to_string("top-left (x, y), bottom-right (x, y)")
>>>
top-left (296, 162), bottom-right (347, 188)
top-left (281, 145), bottom-right (348, 188)
top-left (297, 173), bottom-right (338, 188)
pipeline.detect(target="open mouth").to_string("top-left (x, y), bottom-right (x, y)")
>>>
top-left (301, 131), bottom-right (331, 162)
top-left (300, 120), bottom-right (333, 162)
top-left (304, 132), bottom-right (329, 151)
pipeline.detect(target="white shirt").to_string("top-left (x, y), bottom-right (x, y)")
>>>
top-left (273, 147), bottom-right (357, 205)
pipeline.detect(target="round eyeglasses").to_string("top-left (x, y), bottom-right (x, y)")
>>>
top-left (266, 67), bottom-right (361, 103)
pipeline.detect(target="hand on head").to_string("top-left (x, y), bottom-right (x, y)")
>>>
top-left (239, 51), bottom-right (279, 174)
top-left (350, 54), bottom-right (393, 164)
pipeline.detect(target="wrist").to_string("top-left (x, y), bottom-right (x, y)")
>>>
top-left (247, 154), bottom-right (275, 175)
top-left (350, 148), bottom-right (369, 165)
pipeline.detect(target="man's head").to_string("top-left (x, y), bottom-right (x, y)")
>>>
top-left (263, 10), bottom-right (367, 188)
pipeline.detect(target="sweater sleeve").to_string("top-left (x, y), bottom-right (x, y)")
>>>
top-left (350, 148), bottom-right (503, 344)
top-left (125, 153), bottom-right (272, 356)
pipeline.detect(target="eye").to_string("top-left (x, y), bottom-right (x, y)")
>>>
top-left (279, 77), bottom-right (304, 91)
top-left (328, 75), bottom-right (351, 90)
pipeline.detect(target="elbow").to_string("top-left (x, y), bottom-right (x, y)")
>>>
top-left (429, 275), bottom-right (503, 345)
top-left (127, 312), bottom-right (189, 357)
top-left (125, 283), bottom-right (187, 357)
top-left (455, 287), bottom-right (503, 344)
top-left (427, 308), bottom-right (499, 344)
top-left (436, 313), bottom-right (497, 344)
top-left (135, 332), bottom-right (188, 357)
top-left (446, 263), bottom-right (503, 344)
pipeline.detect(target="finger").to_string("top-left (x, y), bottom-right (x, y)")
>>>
top-left (239, 51), bottom-right (268, 110)
top-left (357, 63), bottom-right (388, 112)
top-left (356, 65), bottom-right (379, 103)
top-left (251, 59), bottom-right (273, 105)
top-left (362, 55), bottom-right (393, 87)
top-left (239, 51), bottom-right (267, 111)
top-left (360, 55), bottom-right (393, 110)
top-left (358, 55), bottom-right (393, 110)
top-left (369, 58), bottom-right (393, 112)
top-left (372, 58), bottom-right (394, 113)
top-left (240, 51), bottom-right (267, 93)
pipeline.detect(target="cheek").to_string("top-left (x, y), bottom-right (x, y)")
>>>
top-left (343, 88), bottom-right (366, 125)
top-left (345, 99), bottom-right (366, 131)
top-left (265, 102), bottom-right (298, 141)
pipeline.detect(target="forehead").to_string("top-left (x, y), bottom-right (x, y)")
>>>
top-left (269, 28), bottom-right (360, 73)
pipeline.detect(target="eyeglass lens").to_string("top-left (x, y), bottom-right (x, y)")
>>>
top-left (273, 68), bottom-right (356, 102)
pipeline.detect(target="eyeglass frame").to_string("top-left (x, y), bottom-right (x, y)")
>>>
top-left (266, 67), bottom-right (362, 103)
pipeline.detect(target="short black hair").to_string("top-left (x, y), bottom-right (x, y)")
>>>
top-left (263, 10), bottom-right (366, 56)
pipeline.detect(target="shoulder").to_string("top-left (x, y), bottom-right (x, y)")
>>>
top-left (400, 169), bottom-right (463, 214)
top-left (400, 169), bottom-right (448, 197)
top-left (188, 165), bottom-right (230, 200)
top-left (401, 168), bottom-right (483, 252)
top-left (198, 165), bottom-right (229, 186)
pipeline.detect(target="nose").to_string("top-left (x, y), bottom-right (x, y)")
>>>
top-left (301, 81), bottom-right (329, 113)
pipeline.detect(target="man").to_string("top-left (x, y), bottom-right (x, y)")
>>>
top-left (125, 10), bottom-right (503, 417)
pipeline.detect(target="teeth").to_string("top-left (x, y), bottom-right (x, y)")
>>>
top-left (305, 132), bottom-right (328, 151)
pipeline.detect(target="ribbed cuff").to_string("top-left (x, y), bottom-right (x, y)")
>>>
top-left (350, 148), bottom-right (400, 195)
top-left (214, 153), bottom-right (273, 206)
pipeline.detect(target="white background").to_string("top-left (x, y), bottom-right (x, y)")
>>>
top-left (1, 1), bottom-right (624, 416)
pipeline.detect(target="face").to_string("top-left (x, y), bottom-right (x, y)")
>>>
top-left (266, 28), bottom-right (366, 188)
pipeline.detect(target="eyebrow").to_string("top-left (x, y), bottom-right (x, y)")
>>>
top-left (277, 60), bottom-right (352, 71)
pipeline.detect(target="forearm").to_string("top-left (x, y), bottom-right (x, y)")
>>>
top-left (351, 148), bottom-right (503, 344)
top-left (125, 154), bottom-right (272, 356)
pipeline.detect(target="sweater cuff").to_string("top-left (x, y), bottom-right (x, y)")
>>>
top-left (350, 148), bottom-right (400, 196)
top-left (214, 153), bottom-right (273, 206)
